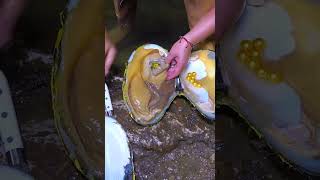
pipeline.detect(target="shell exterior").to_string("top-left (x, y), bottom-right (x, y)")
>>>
top-left (105, 116), bottom-right (132, 180)
top-left (219, 0), bottom-right (320, 174)
top-left (123, 44), bottom-right (215, 125)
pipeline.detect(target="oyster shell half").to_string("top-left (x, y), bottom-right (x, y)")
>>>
top-left (123, 45), bottom-right (177, 125)
top-left (180, 50), bottom-right (215, 120)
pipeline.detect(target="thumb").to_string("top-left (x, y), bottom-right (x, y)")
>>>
top-left (172, 61), bottom-right (185, 79)
top-left (166, 53), bottom-right (175, 64)
top-left (167, 57), bottom-right (185, 80)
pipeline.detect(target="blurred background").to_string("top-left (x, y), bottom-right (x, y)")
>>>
top-left (0, 0), bottom-right (84, 179)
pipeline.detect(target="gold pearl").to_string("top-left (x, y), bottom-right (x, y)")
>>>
top-left (269, 73), bottom-right (281, 83)
top-left (192, 72), bottom-right (196, 76)
top-left (240, 40), bottom-right (253, 52)
top-left (248, 60), bottom-right (257, 70)
top-left (257, 69), bottom-right (267, 79)
top-left (250, 50), bottom-right (262, 61)
top-left (151, 62), bottom-right (160, 69)
top-left (237, 51), bottom-right (249, 64)
top-left (251, 50), bottom-right (260, 57)
top-left (253, 38), bottom-right (266, 50)
top-left (250, 50), bottom-right (261, 57)
top-left (237, 51), bottom-right (247, 59)
top-left (190, 79), bottom-right (195, 83)
top-left (196, 84), bottom-right (202, 88)
top-left (193, 82), bottom-right (198, 87)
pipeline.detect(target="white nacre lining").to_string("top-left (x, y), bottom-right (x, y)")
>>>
top-left (230, 1), bottom-right (295, 62)
top-left (128, 50), bottom-right (136, 63)
top-left (184, 59), bottom-right (207, 80)
top-left (143, 44), bottom-right (168, 57)
top-left (105, 117), bottom-right (131, 180)
top-left (181, 57), bottom-right (210, 103)
top-left (220, 1), bottom-right (301, 127)
top-left (128, 44), bottom-right (169, 64)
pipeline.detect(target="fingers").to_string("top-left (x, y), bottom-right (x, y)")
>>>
top-left (166, 53), bottom-right (175, 64)
top-left (105, 46), bottom-right (117, 76)
top-left (166, 53), bottom-right (178, 80)
top-left (166, 57), bottom-right (186, 80)
top-left (166, 67), bottom-right (176, 80)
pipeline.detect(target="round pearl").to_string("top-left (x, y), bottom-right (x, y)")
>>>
top-left (237, 51), bottom-right (250, 64)
top-left (248, 60), bottom-right (258, 70)
top-left (240, 40), bottom-right (253, 52)
top-left (257, 69), bottom-right (267, 79)
top-left (269, 73), bottom-right (281, 83)
top-left (253, 38), bottom-right (266, 50)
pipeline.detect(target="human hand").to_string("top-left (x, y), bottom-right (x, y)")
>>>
top-left (166, 37), bottom-right (192, 80)
top-left (105, 34), bottom-right (117, 77)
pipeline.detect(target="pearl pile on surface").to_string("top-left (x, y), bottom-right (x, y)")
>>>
top-left (237, 38), bottom-right (282, 83)
top-left (186, 72), bottom-right (202, 88)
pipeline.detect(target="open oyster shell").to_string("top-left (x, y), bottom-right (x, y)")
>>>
top-left (52, 0), bottom-right (105, 179)
top-left (123, 44), bottom-right (215, 125)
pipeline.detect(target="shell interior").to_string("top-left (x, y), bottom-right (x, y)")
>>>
top-left (179, 50), bottom-right (215, 120)
top-left (52, 0), bottom-right (105, 178)
top-left (123, 45), bottom-right (177, 125)
top-left (105, 117), bottom-right (132, 180)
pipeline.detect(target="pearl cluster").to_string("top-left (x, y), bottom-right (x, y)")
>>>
top-left (237, 38), bottom-right (282, 83)
top-left (186, 72), bottom-right (202, 88)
